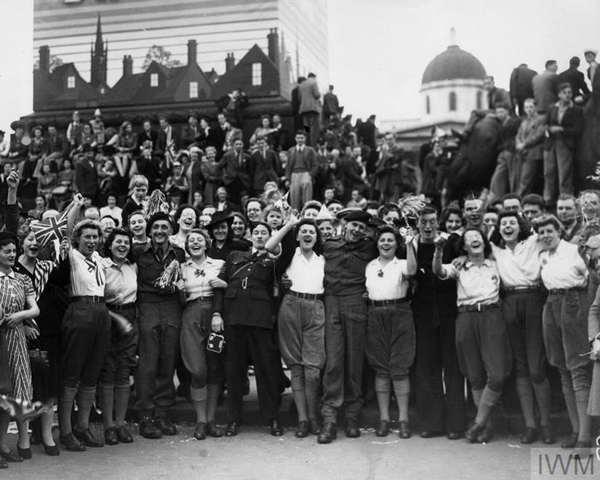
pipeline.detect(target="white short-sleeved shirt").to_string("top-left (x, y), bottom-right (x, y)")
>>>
top-left (69, 249), bottom-right (106, 297)
top-left (492, 234), bottom-right (542, 287)
top-left (365, 257), bottom-right (409, 301)
top-left (441, 259), bottom-right (500, 306)
top-left (101, 258), bottom-right (138, 305)
top-left (180, 256), bottom-right (224, 301)
top-left (286, 248), bottom-right (325, 295)
top-left (539, 240), bottom-right (588, 290)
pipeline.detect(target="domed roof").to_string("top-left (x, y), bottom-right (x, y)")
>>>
top-left (421, 45), bottom-right (486, 85)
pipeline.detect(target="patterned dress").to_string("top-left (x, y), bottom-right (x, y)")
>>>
top-left (0, 271), bottom-right (34, 401)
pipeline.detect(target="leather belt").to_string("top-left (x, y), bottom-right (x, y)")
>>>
top-left (548, 287), bottom-right (585, 296)
top-left (457, 302), bottom-right (500, 313)
top-left (187, 296), bottom-right (214, 304)
top-left (107, 302), bottom-right (136, 311)
top-left (289, 291), bottom-right (323, 301)
top-left (502, 285), bottom-right (542, 295)
top-left (368, 298), bottom-right (407, 307)
top-left (71, 295), bottom-right (105, 303)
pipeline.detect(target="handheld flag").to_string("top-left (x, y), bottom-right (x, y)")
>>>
top-left (30, 202), bottom-right (73, 247)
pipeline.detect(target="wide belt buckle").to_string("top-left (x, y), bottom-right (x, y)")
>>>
top-left (241, 277), bottom-right (248, 289)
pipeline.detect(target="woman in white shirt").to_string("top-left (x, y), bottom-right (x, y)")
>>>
top-left (534, 214), bottom-right (592, 449)
top-left (433, 228), bottom-right (512, 444)
top-left (489, 211), bottom-right (554, 444)
top-left (365, 226), bottom-right (416, 438)
top-left (58, 219), bottom-right (110, 452)
top-left (265, 214), bottom-right (326, 439)
top-left (177, 229), bottom-right (226, 440)
top-left (98, 228), bottom-right (138, 445)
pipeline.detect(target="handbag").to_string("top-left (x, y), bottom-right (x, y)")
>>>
top-left (28, 342), bottom-right (50, 374)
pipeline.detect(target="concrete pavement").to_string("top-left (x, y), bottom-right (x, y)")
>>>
top-left (2, 378), bottom-right (594, 479)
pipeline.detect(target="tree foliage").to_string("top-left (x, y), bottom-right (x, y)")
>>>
top-left (142, 45), bottom-right (182, 71)
top-left (33, 55), bottom-right (64, 72)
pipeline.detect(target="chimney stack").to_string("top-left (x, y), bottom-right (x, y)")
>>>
top-left (187, 39), bottom-right (197, 66)
top-left (267, 28), bottom-right (279, 66)
top-left (123, 55), bottom-right (133, 77)
top-left (225, 53), bottom-right (235, 72)
top-left (39, 45), bottom-right (50, 73)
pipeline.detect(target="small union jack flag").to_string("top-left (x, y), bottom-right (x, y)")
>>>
top-left (30, 203), bottom-right (72, 247)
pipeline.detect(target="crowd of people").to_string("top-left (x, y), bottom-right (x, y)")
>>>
top-left (0, 48), bottom-right (598, 472)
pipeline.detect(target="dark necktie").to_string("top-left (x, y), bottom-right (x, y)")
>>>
top-left (84, 258), bottom-right (102, 286)
top-left (156, 247), bottom-right (164, 262)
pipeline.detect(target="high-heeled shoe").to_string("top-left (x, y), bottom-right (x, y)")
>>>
top-left (17, 446), bottom-right (31, 460)
top-left (42, 443), bottom-right (60, 456)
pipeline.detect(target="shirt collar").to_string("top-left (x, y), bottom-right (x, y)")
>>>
top-left (556, 100), bottom-right (574, 108)
top-left (184, 257), bottom-right (215, 267)
top-left (0, 270), bottom-right (16, 279)
top-left (464, 258), bottom-right (493, 270)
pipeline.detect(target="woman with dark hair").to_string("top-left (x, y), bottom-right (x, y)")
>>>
top-left (534, 214), bottom-right (592, 449)
top-left (214, 221), bottom-right (283, 436)
top-left (15, 224), bottom-right (69, 457)
top-left (230, 212), bottom-right (251, 246)
top-left (177, 229), bottom-right (226, 440)
top-left (169, 204), bottom-right (199, 249)
top-left (433, 227), bottom-right (512, 444)
top-left (266, 214), bottom-right (325, 438)
top-left (250, 115), bottom-right (275, 146)
top-left (0, 232), bottom-right (40, 464)
top-left (439, 204), bottom-right (463, 234)
top-left (364, 226), bottom-right (417, 438)
top-left (98, 228), bottom-right (138, 445)
top-left (205, 211), bottom-right (250, 261)
top-left (489, 211), bottom-right (554, 444)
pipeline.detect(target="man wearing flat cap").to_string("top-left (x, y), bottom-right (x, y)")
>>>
top-left (318, 209), bottom-right (377, 443)
top-left (134, 212), bottom-right (186, 439)
top-left (584, 49), bottom-right (598, 85)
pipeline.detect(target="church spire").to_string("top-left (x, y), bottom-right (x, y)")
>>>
top-left (95, 14), bottom-right (103, 52)
top-left (90, 13), bottom-right (108, 88)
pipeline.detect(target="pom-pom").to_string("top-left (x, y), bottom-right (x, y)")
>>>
top-left (153, 259), bottom-right (181, 291)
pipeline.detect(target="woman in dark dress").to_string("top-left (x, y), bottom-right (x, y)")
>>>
top-left (205, 212), bottom-right (250, 261)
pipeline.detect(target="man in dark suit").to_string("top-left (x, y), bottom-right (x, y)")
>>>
top-left (194, 117), bottom-right (220, 151)
top-left (453, 76), bottom-right (512, 141)
top-left (510, 63), bottom-right (537, 116)
top-left (156, 116), bottom-right (178, 162)
top-left (543, 82), bottom-right (584, 207)
top-left (291, 77), bottom-right (306, 135)
top-left (322, 85), bottom-right (340, 125)
top-left (46, 124), bottom-right (69, 166)
top-left (213, 221), bottom-right (283, 437)
top-left (74, 146), bottom-right (99, 203)
top-left (558, 57), bottom-right (591, 101)
top-left (286, 131), bottom-right (317, 210)
top-left (218, 138), bottom-right (252, 204)
top-left (532, 60), bottom-right (559, 114)
top-left (250, 136), bottom-right (281, 194)
top-left (181, 115), bottom-right (199, 149)
top-left (139, 120), bottom-right (158, 154)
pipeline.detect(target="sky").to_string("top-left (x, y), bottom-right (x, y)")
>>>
top-left (1, 0), bottom-right (599, 133)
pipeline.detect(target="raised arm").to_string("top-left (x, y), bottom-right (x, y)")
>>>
top-left (404, 235), bottom-right (417, 277)
top-left (265, 212), bottom-right (300, 254)
top-left (432, 234), bottom-right (447, 278)
top-left (66, 193), bottom-right (85, 236)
